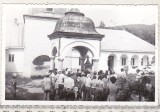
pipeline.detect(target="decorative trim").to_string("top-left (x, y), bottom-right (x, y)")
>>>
top-left (23, 15), bottom-right (59, 23)
top-left (48, 32), bottom-right (104, 41)
top-left (101, 49), bottom-right (155, 54)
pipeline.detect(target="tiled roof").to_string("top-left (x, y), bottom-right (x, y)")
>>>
top-left (96, 28), bottom-right (155, 53)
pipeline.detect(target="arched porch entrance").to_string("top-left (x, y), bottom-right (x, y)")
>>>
top-left (63, 46), bottom-right (94, 71)
top-left (57, 41), bottom-right (99, 72)
top-left (48, 8), bottom-right (104, 72)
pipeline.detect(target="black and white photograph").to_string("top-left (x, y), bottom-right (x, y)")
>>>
top-left (2, 5), bottom-right (158, 105)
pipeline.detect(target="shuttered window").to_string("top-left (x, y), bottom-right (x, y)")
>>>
top-left (9, 54), bottom-right (14, 62)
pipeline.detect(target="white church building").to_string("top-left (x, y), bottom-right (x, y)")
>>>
top-left (5, 8), bottom-right (155, 77)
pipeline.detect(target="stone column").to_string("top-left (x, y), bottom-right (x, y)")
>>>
top-left (128, 59), bottom-right (132, 71)
top-left (92, 58), bottom-right (99, 72)
top-left (138, 59), bottom-right (142, 67)
top-left (50, 56), bottom-right (56, 71)
top-left (58, 57), bottom-right (64, 71)
top-left (106, 59), bottom-right (109, 71)
top-left (148, 58), bottom-right (152, 66)
top-left (115, 59), bottom-right (121, 73)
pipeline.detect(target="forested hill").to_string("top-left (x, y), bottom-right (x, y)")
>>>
top-left (100, 24), bottom-right (155, 45)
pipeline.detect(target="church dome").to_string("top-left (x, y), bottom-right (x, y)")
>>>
top-left (48, 8), bottom-right (104, 40)
top-left (54, 8), bottom-right (98, 34)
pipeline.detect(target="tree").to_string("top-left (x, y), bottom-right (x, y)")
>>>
top-left (99, 21), bottom-right (105, 28)
top-left (32, 55), bottom-right (50, 70)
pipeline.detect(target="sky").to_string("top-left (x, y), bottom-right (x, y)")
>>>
top-left (3, 5), bottom-right (158, 27)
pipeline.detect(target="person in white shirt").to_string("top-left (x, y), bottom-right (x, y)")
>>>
top-left (56, 70), bottom-right (66, 100)
top-left (119, 68), bottom-right (126, 78)
top-left (42, 72), bottom-right (51, 100)
top-left (136, 69), bottom-right (142, 81)
top-left (64, 75), bottom-right (74, 90)
top-left (49, 70), bottom-right (56, 100)
top-left (84, 73), bottom-right (91, 101)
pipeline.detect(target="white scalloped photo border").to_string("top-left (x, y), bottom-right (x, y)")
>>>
top-left (0, 4), bottom-right (159, 106)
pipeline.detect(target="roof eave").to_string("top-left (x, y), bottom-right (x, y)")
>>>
top-left (48, 32), bottom-right (104, 40)
top-left (101, 49), bottom-right (155, 54)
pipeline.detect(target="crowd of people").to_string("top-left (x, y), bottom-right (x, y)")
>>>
top-left (7, 65), bottom-right (154, 101)
top-left (41, 68), bottom-right (154, 101)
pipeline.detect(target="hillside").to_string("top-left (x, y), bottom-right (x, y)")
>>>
top-left (100, 24), bottom-right (155, 45)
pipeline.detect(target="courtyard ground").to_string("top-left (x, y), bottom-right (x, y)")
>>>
top-left (5, 73), bottom-right (155, 101)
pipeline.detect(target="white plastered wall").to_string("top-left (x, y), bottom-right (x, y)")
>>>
top-left (6, 48), bottom-right (24, 75)
top-left (98, 51), bottom-right (155, 73)
top-left (23, 17), bottom-right (57, 77)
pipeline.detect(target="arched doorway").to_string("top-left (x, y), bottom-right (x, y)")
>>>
top-left (63, 46), bottom-right (94, 71)
top-left (108, 54), bottom-right (117, 71)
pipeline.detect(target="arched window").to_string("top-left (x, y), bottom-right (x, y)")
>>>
top-left (121, 58), bottom-right (126, 66)
top-left (131, 58), bottom-right (135, 66)
top-left (46, 8), bottom-right (53, 12)
top-left (141, 56), bottom-right (149, 66)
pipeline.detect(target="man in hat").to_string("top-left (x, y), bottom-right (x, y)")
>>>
top-left (8, 73), bottom-right (17, 100)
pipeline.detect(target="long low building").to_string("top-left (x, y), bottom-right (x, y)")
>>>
top-left (5, 8), bottom-right (155, 77)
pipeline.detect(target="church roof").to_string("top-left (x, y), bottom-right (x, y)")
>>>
top-left (48, 8), bottom-right (104, 40)
top-left (96, 28), bottom-right (155, 53)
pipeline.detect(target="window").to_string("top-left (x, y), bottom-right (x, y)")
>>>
top-left (46, 8), bottom-right (53, 12)
top-left (131, 58), bottom-right (135, 66)
top-left (9, 54), bottom-right (14, 62)
top-left (147, 57), bottom-right (149, 65)
top-left (141, 59), bottom-right (143, 66)
top-left (121, 58), bottom-right (126, 66)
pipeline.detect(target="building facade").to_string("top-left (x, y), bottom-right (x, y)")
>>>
top-left (5, 8), bottom-right (155, 77)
